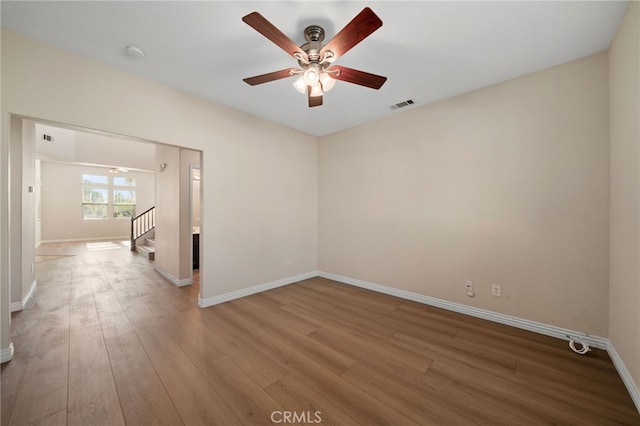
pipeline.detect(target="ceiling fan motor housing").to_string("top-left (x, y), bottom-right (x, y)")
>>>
top-left (300, 25), bottom-right (325, 63)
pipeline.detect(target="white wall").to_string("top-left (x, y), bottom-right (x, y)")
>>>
top-left (35, 124), bottom-right (76, 161)
top-left (36, 123), bottom-right (156, 171)
top-left (74, 131), bottom-right (156, 171)
top-left (319, 53), bottom-right (610, 336)
top-left (0, 29), bottom-right (319, 309)
top-left (40, 162), bottom-right (155, 241)
top-left (609, 1), bottom-right (640, 406)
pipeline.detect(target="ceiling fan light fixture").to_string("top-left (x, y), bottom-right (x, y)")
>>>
top-left (303, 64), bottom-right (321, 86)
top-left (293, 76), bottom-right (307, 94)
top-left (320, 72), bottom-right (336, 92)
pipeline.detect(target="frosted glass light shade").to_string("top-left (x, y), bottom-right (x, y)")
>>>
top-left (293, 76), bottom-right (306, 94)
top-left (303, 64), bottom-right (321, 86)
top-left (320, 72), bottom-right (336, 92)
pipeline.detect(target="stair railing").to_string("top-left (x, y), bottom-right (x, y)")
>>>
top-left (131, 206), bottom-right (155, 251)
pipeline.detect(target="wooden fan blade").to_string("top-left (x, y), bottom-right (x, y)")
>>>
top-left (243, 12), bottom-right (308, 61)
top-left (243, 68), bottom-right (299, 86)
top-left (308, 91), bottom-right (323, 107)
top-left (330, 65), bottom-right (387, 89)
top-left (320, 7), bottom-right (382, 60)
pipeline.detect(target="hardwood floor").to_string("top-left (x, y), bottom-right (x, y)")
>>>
top-left (1, 240), bottom-right (638, 425)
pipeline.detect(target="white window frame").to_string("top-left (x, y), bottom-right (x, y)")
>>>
top-left (81, 174), bottom-right (137, 220)
top-left (82, 174), bottom-right (109, 220)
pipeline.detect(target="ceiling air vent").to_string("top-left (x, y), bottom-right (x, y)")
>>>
top-left (390, 99), bottom-right (415, 110)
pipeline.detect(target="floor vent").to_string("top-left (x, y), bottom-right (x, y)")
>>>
top-left (390, 99), bottom-right (415, 110)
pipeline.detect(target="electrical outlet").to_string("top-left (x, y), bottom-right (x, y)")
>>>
top-left (465, 281), bottom-right (474, 297)
top-left (491, 284), bottom-right (502, 297)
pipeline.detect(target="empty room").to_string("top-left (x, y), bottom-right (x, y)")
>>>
top-left (1, 1), bottom-right (639, 425)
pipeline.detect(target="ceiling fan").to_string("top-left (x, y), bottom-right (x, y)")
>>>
top-left (242, 7), bottom-right (387, 108)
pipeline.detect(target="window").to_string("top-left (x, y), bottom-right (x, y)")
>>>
top-left (82, 174), bottom-right (109, 219)
top-left (82, 174), bottom-right (108, 185)
top-left (81, 174), bottom-right (137, 219)
top-left (113, 176), bottom-right (136, 187)
top-left (113, 177), bottom-right (136, 219)
top-left (82, 187), bottom-right (108, 219)
top-left (113, 189), bottom-right (136, 218)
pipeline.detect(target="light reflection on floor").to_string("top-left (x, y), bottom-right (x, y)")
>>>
top-left (85, 241), bottom-right (122, 251)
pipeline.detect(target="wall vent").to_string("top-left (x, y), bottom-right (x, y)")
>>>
top-left (390, 99), bottom-right (415, 110)
top-left (42, 134), bottom-right (53, 142)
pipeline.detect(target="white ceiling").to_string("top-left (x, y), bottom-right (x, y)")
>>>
top-left (1, 1), bottom-right (628, 137)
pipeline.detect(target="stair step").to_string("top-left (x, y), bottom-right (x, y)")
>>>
top-left (136, 244), bottom-right (155, 261)
top-left (145, 238), bottom-right (155, 247)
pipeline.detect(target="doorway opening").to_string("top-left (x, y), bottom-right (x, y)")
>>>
top-left (8, 115), bottom-right (204, 312)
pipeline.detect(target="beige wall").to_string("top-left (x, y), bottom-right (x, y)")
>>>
top-left (154, 145), bottom-right (182, 280)
top-left (9, 118), bottom-right (37, 306)
top-left (319, 53), bottom-right (610, 336)
top-left (1, 24), bottom-right (10, 357)
top-left (609, 1), bottom-right (640, 402)
top-left (153, 146), bottom-right (201, 283)
top-left (193, 178), bottom-right (201, 228)
top-left (0, 29), bottom-right (319, 307)
top-left (179, 150), bottom-right (200, 278)
top-left (208, 125), bottom-right (318, 296)
top-left (35, 159), bottom-right (41, 247)
top-left (20, 120), bottom-right (36, 305)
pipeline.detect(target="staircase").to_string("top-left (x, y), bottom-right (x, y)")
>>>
top-left (135, 237), bottom-right (155, 261)
top-left (131, 206), bottom-right (155, 261)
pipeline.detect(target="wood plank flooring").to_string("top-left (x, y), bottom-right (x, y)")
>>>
top-left (1, 240), bottom-right (638, 425)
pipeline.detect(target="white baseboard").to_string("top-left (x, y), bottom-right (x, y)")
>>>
top-left (153, 266), bottom-right (192, 287)
top-left (198, 271), bottom-right (318, 308)
top-left (607, 342), bottom-right (640, 413)
top-left (0, 343), bottom-right (14, 363)
top-left (10, 280), bottom-right (36, 312)
top-left (41, 236), bottom-right (129, 244)
top-left (317, 271), bottom-right (608, 350)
